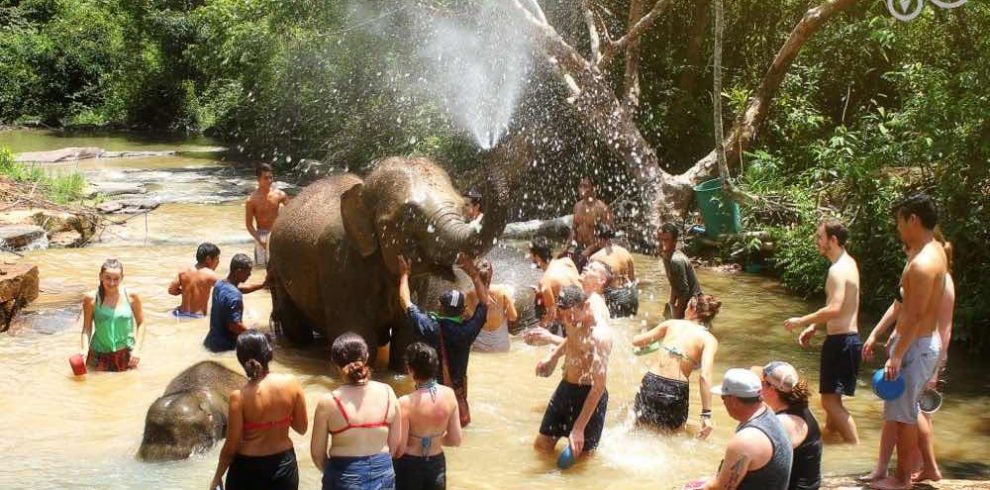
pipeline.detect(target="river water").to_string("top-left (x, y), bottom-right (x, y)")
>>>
top-left (2, 130), bottom-right (988, 489)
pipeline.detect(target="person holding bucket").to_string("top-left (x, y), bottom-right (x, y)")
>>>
top-left (78, 258), bottom-right (145, 372)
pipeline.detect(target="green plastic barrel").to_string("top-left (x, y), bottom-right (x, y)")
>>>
top-left (693, 178), bottom-right (742, 238)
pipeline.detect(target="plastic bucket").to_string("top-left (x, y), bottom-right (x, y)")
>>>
top-left (693, 179), bottom-right (742, 238)
top-left (69, 354), bottom-right (87, 376)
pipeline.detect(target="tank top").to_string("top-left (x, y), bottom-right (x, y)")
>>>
top-left (736, 408), bottom-right (793, 490)
top-left (90, 290), bottom-right (135, 353)
top-left (777, 406), bottom-right (822, 490)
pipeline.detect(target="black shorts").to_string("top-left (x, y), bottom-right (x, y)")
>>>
top-left (226, 448), bottom-right (299, 490)
top-left (603, 284), bottom-right (639, 318)
top-left (539, 380), bottom-right (608, 451)
top-left (820, 333), bottom-right (862, 396)
top-left (394, 453), bottom-right (446, 490)
top-left (634, 372), bottom-right (689, 430)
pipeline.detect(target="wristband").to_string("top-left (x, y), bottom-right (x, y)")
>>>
top-left (700, 409), bottom-right (712, 419)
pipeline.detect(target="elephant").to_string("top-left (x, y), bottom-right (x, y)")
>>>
top-left (138, 361), bottom-right (246, 461)
top-left (268, 156), bottom-right (508, 369)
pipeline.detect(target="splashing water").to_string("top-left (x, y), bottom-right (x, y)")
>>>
top-left (415, 5), bottom-right (531, 149)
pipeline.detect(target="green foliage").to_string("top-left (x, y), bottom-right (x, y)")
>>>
top-left (0, 145), bottom-right (87, 204)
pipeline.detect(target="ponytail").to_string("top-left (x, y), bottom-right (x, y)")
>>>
top-left (331, 333), bottom-right (371, 384)
top-left (342, 361), bottom-right (370, 384)
top-left (236, 330), bottom-right (273, 380)
top-left (780, 379), bottom-right (812, 409)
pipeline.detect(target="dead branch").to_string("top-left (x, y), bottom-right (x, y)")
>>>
top-left (601, 0), bottom-right (675, 66)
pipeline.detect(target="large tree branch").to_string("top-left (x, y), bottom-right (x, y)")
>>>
top-left (508, 0), bottom-right (589, 77)
top-left (583, 0), bottom-right (602, 63)
top-left (623, 0), bottom-right (645, 108)
top-left (601, 0), bottom-right (675, 66)
top-left (683, 0), bottom-right (861, 184)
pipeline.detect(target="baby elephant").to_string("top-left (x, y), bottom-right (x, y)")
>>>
top-left (138, 360), bottom-right (246, 461)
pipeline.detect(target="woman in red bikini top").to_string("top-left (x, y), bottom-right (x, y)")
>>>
top-left (310, 333), bottom-right (401, 490)
top-left (210, 330), bottom-right (308, 490)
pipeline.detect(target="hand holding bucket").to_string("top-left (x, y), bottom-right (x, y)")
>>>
top-left (69, 353), bottom-right (87, 376)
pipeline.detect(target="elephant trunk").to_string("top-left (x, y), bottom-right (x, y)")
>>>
top-left (429, 153), bottom-right (509, 260)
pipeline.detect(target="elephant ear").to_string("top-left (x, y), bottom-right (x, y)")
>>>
top-left (341, 183), bottom-right (377, 258)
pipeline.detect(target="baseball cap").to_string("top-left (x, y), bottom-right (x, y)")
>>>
top-left (759, 361), bottom-right (799, 393)
top-left (711, 368), bottom-right (762, 398)
top-left (440, 290), bottom-right (465, 315)
top-left (463, 188), bottom-right (482, 202)
top-left (556, 285), bottom-right (587, 309)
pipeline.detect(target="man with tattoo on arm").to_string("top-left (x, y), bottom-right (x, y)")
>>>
top-left (696, 369), bottom-right (792, 490)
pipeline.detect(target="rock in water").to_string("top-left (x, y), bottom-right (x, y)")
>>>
top-left (0, 263), bottom-right (40, 332)
top-left (0, 225), bottom-right (48, 251)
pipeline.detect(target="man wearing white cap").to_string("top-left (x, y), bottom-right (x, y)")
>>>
top-left (759, 362), bottom-right (822, 490)
top-left (700, 368), bottom-right (793, 490)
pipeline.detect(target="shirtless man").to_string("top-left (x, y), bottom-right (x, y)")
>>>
top-left (167, 242), bottom-right (220, 318)
top-left (589, 224), bottom-right (638, 317)
top-left (534, 285), bottom-right (613, 460)
top-left (566, 177), bottom-right (613, 270)
top-left (524, 237), bottom-right (581, 346)
top-left (658, 223), bottom-right (702, 319)
top-left (868, 194), bottom-right (946, 490)
top-left (245, 163), bottom-right (288, 268)
top-left (784, 219), bottom-right (862, 444)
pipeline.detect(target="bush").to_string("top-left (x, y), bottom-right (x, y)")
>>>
top-left (0, 146), bottom-right (87, 204)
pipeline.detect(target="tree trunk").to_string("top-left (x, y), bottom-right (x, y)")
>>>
top-left (675, 0), bottom-right (711, 97)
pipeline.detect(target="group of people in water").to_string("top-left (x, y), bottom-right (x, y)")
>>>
top-left (73, 164), bottom-right (956, 490)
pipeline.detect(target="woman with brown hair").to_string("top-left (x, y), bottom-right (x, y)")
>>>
top-left (311, 333), bottom-right (402, 490)
top-left (758, 361), bottom-right (822, 490)
top-left (210, 330), bottom-right (308, 490)
top-left (79, 258), bottom-right (145, 371)
top-left (631, 294), bottom-right (721, 438)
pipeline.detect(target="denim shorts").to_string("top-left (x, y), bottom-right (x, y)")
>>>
top-left (323, 452), bottom-right (395, 490)
top-left (884, 335), bottom-right (941, 424)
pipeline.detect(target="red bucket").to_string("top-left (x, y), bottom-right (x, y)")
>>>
top-left (69, 354), bottom-right (87, 376)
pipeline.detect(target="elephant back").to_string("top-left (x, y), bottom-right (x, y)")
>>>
top-left (163, 361), bottom-right (246, 399)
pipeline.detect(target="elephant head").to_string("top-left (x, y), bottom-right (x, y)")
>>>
top-left (137, 389), bottom-right (226, 461)
top-left (341, 156), bottom-right (508, 274)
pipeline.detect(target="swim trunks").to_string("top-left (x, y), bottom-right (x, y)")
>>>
top-left (323, 452), bottom-right (395, 490)
top-left (170, 308), bottom-right (205, 320)
top-left (634, 372), bottom-right (689, 430)
top-left (539, 380), bottom-right (608, 451)
top-left (603, 282), bottom-right (639, 318)
top-left (226, 448), bottom-right (299, 490)
top-left (254, 229), bottom-right (269, 267)
top-left (394, 453), bottom-right (446, 490)
top-left (884, 335), bottom-right (941, 424)
top-left (820, 332), bottom-right (862, 396)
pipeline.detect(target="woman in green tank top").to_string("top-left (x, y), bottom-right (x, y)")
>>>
top-left (80, 259), bottom-right (146, 372)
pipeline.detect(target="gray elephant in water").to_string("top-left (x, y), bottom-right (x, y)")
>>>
top-left (138, 361), bottom-right (245, 461)
top-left (268, 156), bottom-right (508, 369)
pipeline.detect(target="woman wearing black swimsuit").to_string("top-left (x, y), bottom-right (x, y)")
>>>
top-left (311, 333), bottom-right (402, 490)
top-left (631, 294), bottom-right (721, 437)
top-left (210, 330), bottom-right (309, 490)
top-left (394, 342), bottom-right (462, 490)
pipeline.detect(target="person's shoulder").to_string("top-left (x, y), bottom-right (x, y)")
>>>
top-left (734, 425), bottom-right (770, 447)
top-left (372, 380), bottom-right (397, 396)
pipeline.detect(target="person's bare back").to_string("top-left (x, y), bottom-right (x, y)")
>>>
top-left (466, 284), bottom-right (517, 333)
top-left (537, 258), bottom-right (581, 322)
top-left (590, 244), bottom-right (636, 288)
top-left (171, 265), bottom-right (218, 316)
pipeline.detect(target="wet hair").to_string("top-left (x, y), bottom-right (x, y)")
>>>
top-left (660, 222), bottom-right (680, 241)
top-left (331, 332), bottom-right (370, 384)
top-left (404, 342), bottom-right (439, 381)
top-left (96, 258), bottom-right (124, 305)
top-left (236, 329), bottom-right (274, 380)
top-left (196, 242), bottom-right (220, 264)
top-left (255, 163), bottom-right (273, 178)
top-left (556, 285), bottom-right (588, 309)
top-left (820, 219), bottom-right (849, 247)
top-left (594, 223), bottom-right (615, 240)
top-left (894, 193), bottom-right (938, 230)
top-left (477, 259), bottom-right (493, 287)
top-left (689, 294), bottom-right (723, 327)
top-left (230, 253), bottom-right (253, 273)
top-left (529, 236), bottom-right (552, 263)
top-left (586, 260), bottom-right (613, 283)
top-left (777, 379), bottom-right (812, 409)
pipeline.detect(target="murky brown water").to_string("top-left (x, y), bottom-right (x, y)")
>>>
top-left (2, 130), bottom-right (988, 489)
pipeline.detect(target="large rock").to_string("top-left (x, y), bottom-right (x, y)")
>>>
top-left (0, 225), bottom-right (48, 251)
top-left (0, 263), bottom-right (39, 332)
top-left (97, 198), bottom-right (160, 214)
top-left (502, 215), bottom-right (573, 240)
top-left (14, 147), bottom-right (104, 163)
top-left (87, 181), bottom-right (147, 197)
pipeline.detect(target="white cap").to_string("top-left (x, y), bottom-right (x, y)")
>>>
top-left (711, 368), bottom-right (762, 398)
top-left (761, 361), bottom-right (799, 393)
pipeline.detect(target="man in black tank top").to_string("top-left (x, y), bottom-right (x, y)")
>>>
top-left (759, 361), bottom-right (822, 490)
top-left (697, 368), bottom-right (792, 490)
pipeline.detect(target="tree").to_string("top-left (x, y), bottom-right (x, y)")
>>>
top-left (508, 0), bottom-right (861, 235)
